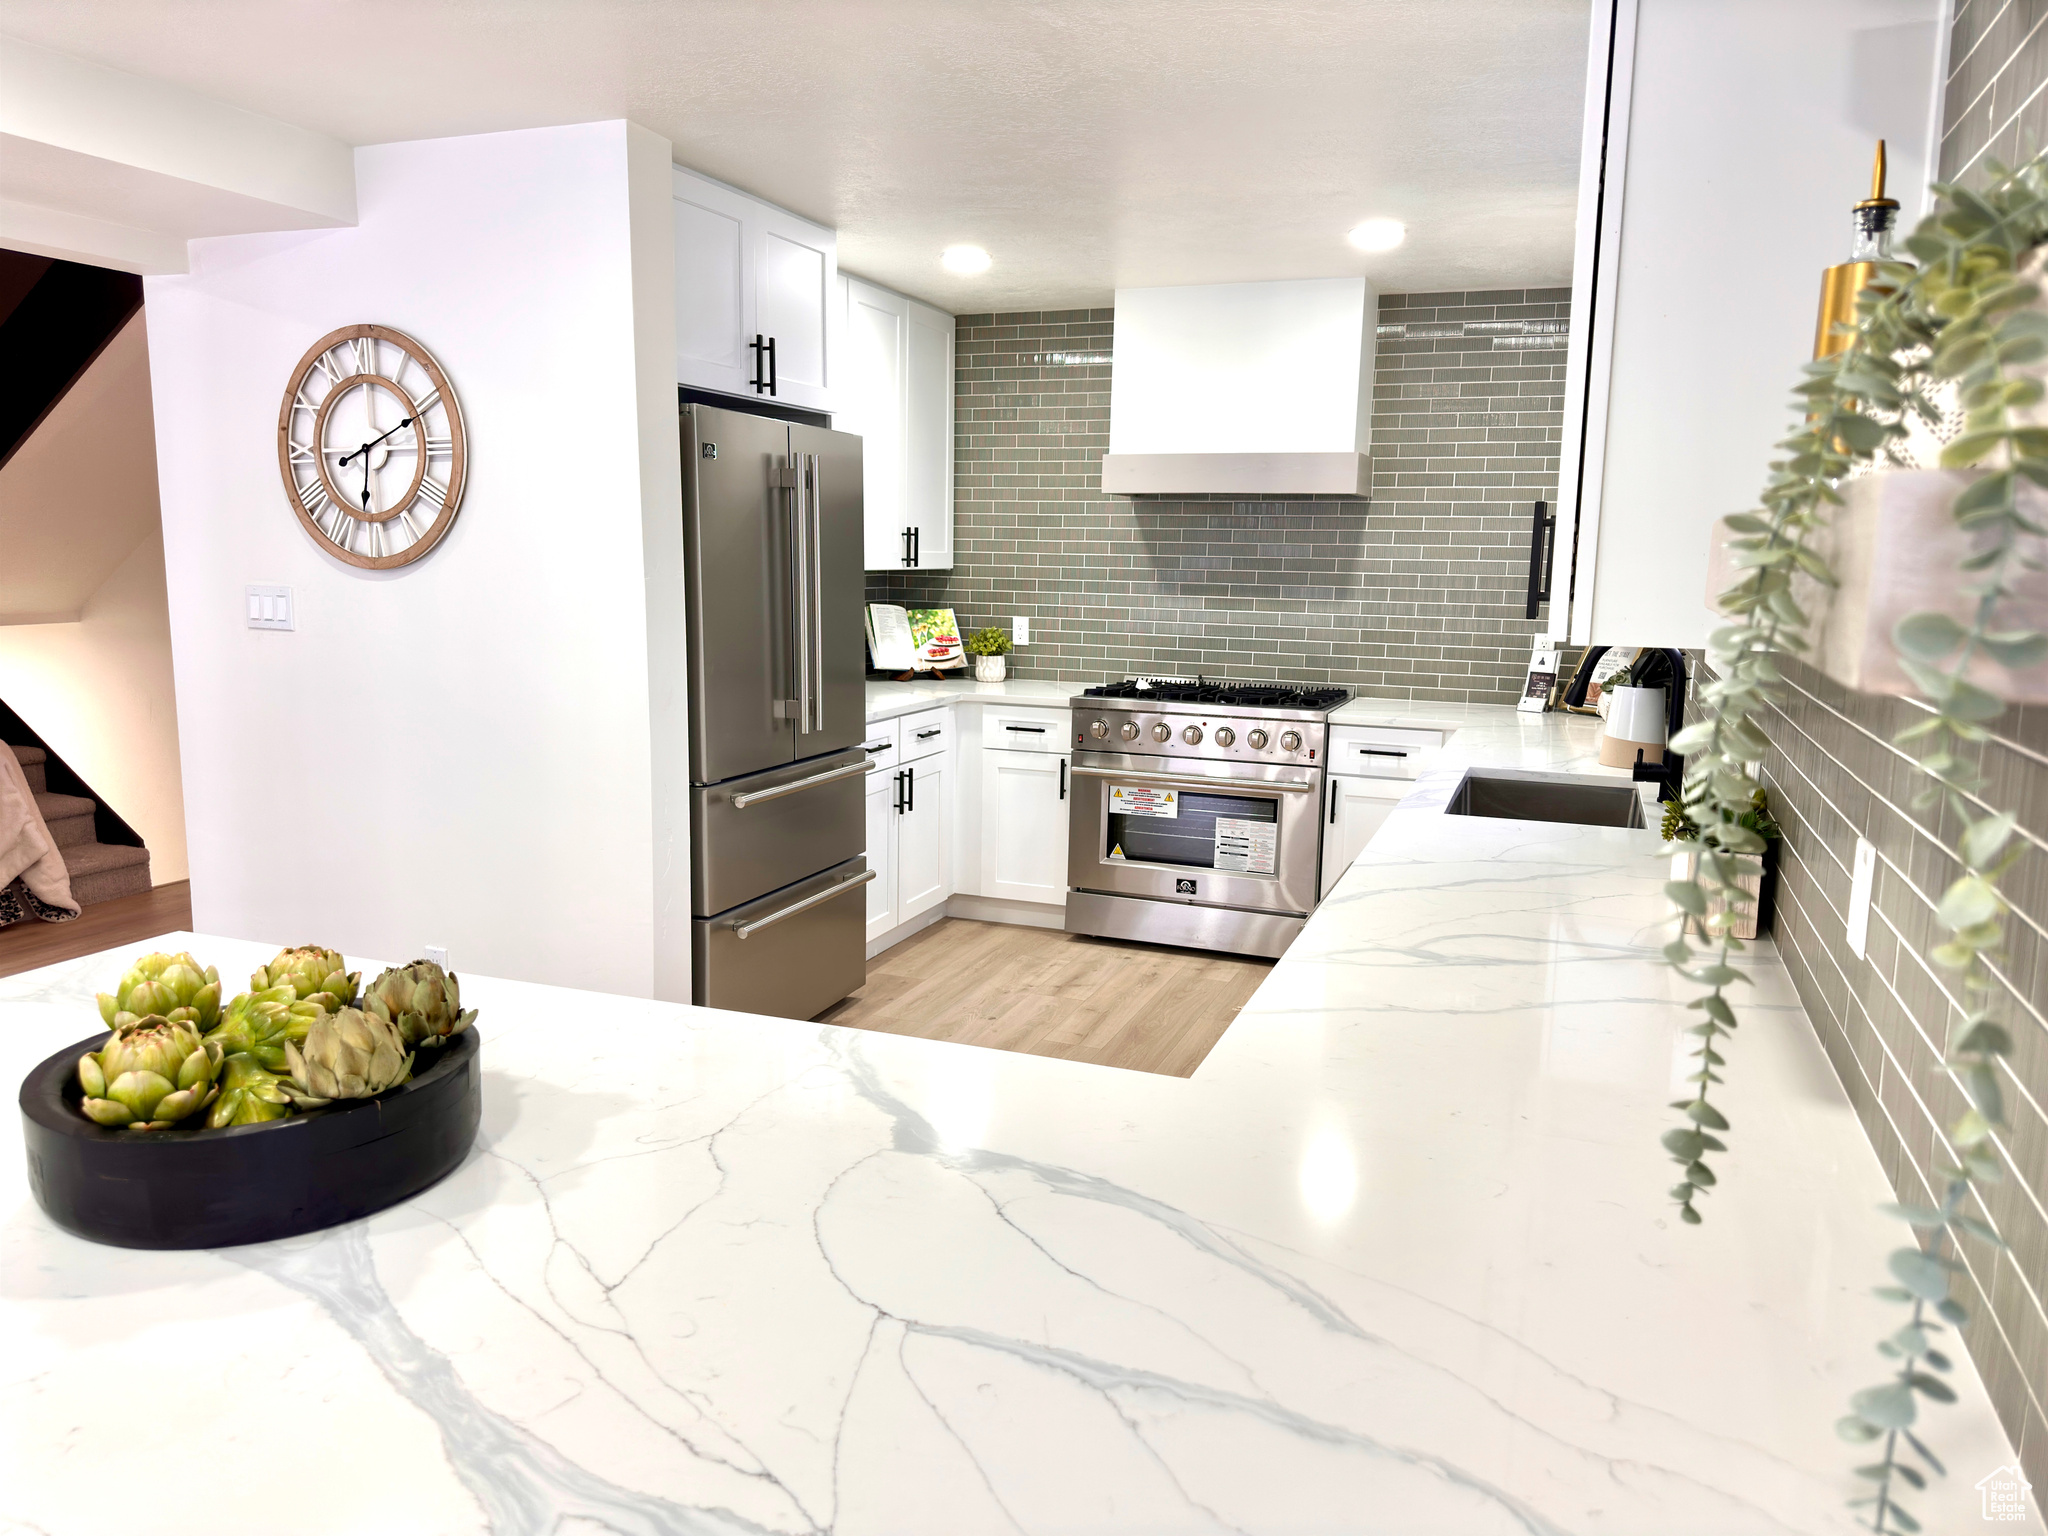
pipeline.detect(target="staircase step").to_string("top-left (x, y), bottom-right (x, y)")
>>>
top-left (33, 790), bottom-right (96, 848)
top-left (9, 743), bottom-right (46, 795)
top-left (61, 840), bottom-right (152, 907)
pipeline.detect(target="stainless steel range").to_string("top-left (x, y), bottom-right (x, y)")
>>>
top-left (1065, 678), bottom-right (1352, 959)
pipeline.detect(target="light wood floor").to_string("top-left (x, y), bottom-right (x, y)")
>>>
top-left (814, 917), bottom-right (1274, 1077)
top-left (0, 880), bottom-right (191, 978)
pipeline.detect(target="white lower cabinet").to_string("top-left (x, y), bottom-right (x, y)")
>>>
top-left (864, 771), bottom-right (899, 942)
top-left (865, 755), bottom-right (950, 943)
top-left (897, 759), bottom-right (950, 919)
top-left (981, 747), bottom-right (1071, 903)
top-left (1319, 775), bottom-right (1411, 899)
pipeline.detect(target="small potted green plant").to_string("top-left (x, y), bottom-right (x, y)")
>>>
top-left (1662, 787), bottom-right (1781, 939)
top-left (965, 627), bottom-right (1011, 682)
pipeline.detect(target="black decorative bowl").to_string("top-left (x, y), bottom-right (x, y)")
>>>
top-left (18, 1028), bottom-right (481, 1249)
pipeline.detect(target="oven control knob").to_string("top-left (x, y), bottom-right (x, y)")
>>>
top-left (1119, 720), bottom-right (1140, 741)
top-left (1247, 728), bottom-right (1269, 750)
top-left (1214, 726), bottom-right (1236, 747)
top-left (1182, 725), bottom-right (1203, 744)
top-left (1151, 722), bottom-right (1172, 742)
top-left (1279, 730), bottom-right (1303, 753)
top-left (1090, 718), bottom-right (1109, 738)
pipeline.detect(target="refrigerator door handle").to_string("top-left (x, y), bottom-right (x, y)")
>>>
top-left (807, 453), bottom-right (825, 733)
top-left (728, 758), bottom-right (869, 809)
top-left (788, 452), bottom-right (813, 735)
top-left (732, 868), bottom-right (875, 939)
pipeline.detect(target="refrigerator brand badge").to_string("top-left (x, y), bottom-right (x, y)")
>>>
top-left (1176, 878), bottom-right (1197, 895)
top-left (1110, 785), bottom-right (1178, 818)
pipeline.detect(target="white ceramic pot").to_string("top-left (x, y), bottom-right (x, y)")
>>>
top-left (975, 655), bottom-right (1007, 682)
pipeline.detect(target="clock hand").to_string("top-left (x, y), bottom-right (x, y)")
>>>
top-left (337, 416), bottom-right (415, 468)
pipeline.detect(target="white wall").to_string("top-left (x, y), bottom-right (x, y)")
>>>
top-left (144, 120), bottom-right (688, 997)
top-left (1, 312), bottom-right (162, 623)
top-left (1576, 0), bottom-right (1940, 648)
top-left (0, 526), bottom-right (189, 882)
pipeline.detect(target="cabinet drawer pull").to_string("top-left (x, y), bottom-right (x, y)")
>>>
top-left (916, 728), bottom-right (942, 739)
top-left (1005, 724), bottom-right (1046, 733)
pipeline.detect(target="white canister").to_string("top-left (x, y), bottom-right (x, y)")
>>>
top-left (975, 655), bottom-right (1007, 683)
top-left (1598, 685), bottom-right (1667, 768)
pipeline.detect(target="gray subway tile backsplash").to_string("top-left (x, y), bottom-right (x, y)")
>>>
top-left (868, 292), bottom-right (1566, 699)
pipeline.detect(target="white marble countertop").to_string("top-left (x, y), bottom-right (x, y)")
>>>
top-left (3, 704), bottom-right (2035, 1535)
top-left (865, 677), bottom-right (1083, 722)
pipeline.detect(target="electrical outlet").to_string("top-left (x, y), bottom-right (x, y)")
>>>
top-left (246, 585), bottom-right (294, 630)
top-left (424, 945), bottom-right (449, 970)
top-left (1013, 616), bottom-right (1030, 645)
top-left (1846, 837), bottom-right (1876, 959)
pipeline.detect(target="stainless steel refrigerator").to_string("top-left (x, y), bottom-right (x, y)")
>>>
top-left (683, 400), bottom-right (869, 1019)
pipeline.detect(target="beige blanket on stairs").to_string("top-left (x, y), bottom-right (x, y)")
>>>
top-left (0, 749), bottom-right (79, 922)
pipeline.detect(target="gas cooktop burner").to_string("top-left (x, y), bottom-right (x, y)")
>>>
top-left (1080, 678), bottom-right (1352, 712)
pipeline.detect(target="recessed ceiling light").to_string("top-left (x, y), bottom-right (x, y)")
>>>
top-left (941, 245), bottom-right (991, 275)
top-left (1347, 219), bottom-right (1406, 253)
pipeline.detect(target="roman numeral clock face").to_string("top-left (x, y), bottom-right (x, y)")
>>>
top-left (276, 324), bottom-right (467, 568)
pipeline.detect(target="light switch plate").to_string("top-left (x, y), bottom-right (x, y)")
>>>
top-left (1013, 616), bottom-right (1030, 645)
top-left (423, 945), bottom-right (449, 971)
top-left (246, 585), bottom-right (294, 631)
top-left (1846, 837), bottom-right (1877, 959)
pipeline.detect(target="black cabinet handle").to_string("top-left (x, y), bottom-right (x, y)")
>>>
top-left (1005, 724), bottom-right (1046, 734)
top-left (1523, 498), bottom-right (1555, 619)
top-left (901, 525), bottom-right (914, 567)
top-left (893, 768), bottom-right (906, 814)
top-left (1330, 783), bottom-right (1339, 825)
top-left (916, 728), bottom-right (942, 739)
top-left (912, 526), bottom-right (920, 566)
top-left (748, 335), bottom-right (779, 396)
top-left (1059, 759), bottom-right (1067, 800)
top-left (906, 764), bottom-right (915, 813)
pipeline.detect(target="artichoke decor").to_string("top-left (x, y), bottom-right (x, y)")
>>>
top-left (363, 960), bottom-right (476, 1048)
top-left (96, 952), bottom-right (221, 1032)
top-left (251, 946), bottom-right (359, 1012)
top-left (206, 1052), bottom-right (295, 1128)
top-left (77, 1017), bottom-right (223, 1130)
top-left (203, 985), bottom-right (324, 1074)
top-left (284, 1007), bottom-right (413, 1108)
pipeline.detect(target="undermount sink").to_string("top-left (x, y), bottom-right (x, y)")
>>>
top-left (1445, 768), bottom-right (1648, 829)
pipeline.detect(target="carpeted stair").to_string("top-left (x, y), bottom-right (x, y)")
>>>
top-left (9, 744), bottom-right (151, 906)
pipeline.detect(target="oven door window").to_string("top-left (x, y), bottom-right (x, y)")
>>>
top-left (1106, 790), bottom-right (1279, 875)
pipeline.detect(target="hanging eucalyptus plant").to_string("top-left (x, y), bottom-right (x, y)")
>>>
top-left (1664, 155), bottom-right (2045, 1534)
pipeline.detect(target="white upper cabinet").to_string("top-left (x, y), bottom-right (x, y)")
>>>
top-left (672, 165), bottom-right (838, 413)
top-left (841, 273), bottom-right (954, 571)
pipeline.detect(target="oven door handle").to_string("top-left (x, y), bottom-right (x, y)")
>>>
top-left (1068, 765), bottom-right (1315, 794)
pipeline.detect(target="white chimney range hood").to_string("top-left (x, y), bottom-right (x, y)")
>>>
top-left (1101, 277), bottom-right (1375, 497)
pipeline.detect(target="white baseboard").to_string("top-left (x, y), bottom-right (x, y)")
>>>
top-left (946, 894), bottom-right (1066, 930)
top-left (865, 894), bottom-right (1067, 960)
top-left (866, 903), bottom-right (948, 959)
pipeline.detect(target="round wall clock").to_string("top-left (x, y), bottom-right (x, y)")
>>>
top-left (275, 324), bottom-right (467, 569)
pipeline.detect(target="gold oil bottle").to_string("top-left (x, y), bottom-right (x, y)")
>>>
top-left (1814, 141), bottom-right (1901, 359)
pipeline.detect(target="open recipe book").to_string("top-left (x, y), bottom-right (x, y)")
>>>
top-left (866, 604), bottom-right (964, 672)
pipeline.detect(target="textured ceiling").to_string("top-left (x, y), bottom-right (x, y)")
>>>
top-left (0, 1), bottom-right (1590, 310)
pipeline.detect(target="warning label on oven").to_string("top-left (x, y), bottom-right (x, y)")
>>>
top-left (1212, 817), bottom-right (1277, 874)
top-left (1110, 785), bottom-right (1178, 818)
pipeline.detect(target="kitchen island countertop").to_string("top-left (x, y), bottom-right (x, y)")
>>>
top-left (2, 701), bottom-right (2034, 1534)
